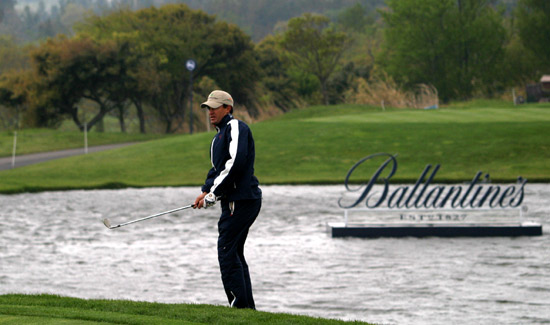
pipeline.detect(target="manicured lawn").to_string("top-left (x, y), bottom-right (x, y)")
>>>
top-left (0, 128), bottom-right (167, 157)
top-left (0, 101), bottom-right (548, 193)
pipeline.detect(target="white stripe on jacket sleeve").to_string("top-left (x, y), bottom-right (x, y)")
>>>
top-left (210, 119), bottom-right (239, 195)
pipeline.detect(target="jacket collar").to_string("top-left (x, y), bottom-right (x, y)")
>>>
top-left (215, 114), bottom-right (233, 129)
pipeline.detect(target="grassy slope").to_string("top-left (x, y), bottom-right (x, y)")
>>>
top-left (0, 294), bottom-right (369, 324)
top-left (263, 102), bottom-right (550, 182)
top-left (0, 129), bottom-right (167, 157)
top-left (0, 101), bottom-right (549, 193)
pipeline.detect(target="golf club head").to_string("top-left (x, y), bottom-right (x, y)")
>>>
top-left (103, 218), bottom-right (112, 229)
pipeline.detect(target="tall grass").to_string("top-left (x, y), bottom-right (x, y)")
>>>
top-left (345, 74), bottom-right (439, 109)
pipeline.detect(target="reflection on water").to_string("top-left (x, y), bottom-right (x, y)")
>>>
top-left (0, 185), bottom-right (549, 324)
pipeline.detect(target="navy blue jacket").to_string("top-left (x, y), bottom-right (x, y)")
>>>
top-left (201, 114), bottom-right (262, 201)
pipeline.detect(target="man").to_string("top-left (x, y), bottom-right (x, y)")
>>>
top-left (194, 90), bottom-right (262, 309)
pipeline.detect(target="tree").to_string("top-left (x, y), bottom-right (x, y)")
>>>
top-left (60, 2), bottom-right (88, 35)
top-left (30, 36), bottom-right (131, 132)
top-left (0, 70), bottom-right (34, 129)
top-left (78, 4), bottom-right (260, 133)
top-left (280, 13), bottom-right (349, 105)
top-left (183, 0), bottom-right (386, 42)
top-left (256, 35), bottom-right (304, 111)
top-left (0, 36), bottom-right (29, 74)
top-left (380, 0), bottom-right (507, 102)
top-left (0, 0), bottom-right (15, 24)
top-left (336, 3), bottom-right (371, 33)
top-left (516, 0), bottom-right (550, 75)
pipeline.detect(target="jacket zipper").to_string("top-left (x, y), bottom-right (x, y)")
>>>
top-left (210, 127), bottom-right (219, 169)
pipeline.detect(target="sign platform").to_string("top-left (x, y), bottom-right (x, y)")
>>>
top-left (327, 222), bottom-right (543, 238)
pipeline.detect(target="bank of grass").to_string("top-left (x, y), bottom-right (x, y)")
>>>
top-left (0, 294), bottom-right (368, 324)
top-left (0, 100), bottom-right (549, 193)
top-left (0, 128), bottom-right (167, 157)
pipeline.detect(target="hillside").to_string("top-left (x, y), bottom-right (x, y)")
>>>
top-left (8, 0), bottom-right (516, 41)
top-left (0, 100), bottom-right (548, 193)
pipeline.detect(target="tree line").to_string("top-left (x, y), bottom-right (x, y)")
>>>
top-left (0, 0), bottom-right (548, 134)
top-left (0, 0), bottom-right (386, 43)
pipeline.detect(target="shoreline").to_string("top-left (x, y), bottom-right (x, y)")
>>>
top-left (2, 179), bottom-right (549, 195)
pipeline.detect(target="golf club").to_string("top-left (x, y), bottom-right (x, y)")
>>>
top-left (103, 204), bottom-right (195, 229)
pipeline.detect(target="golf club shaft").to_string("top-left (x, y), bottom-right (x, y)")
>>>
top-left (112, 204), bottom-right (194, 228)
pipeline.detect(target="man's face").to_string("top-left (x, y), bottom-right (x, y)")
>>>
top-left (208, 105), bottom-right (231, 125)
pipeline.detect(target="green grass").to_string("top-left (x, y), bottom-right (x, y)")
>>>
top-left (0, 128), bottom-right (167, 157)
top-left (0, 100), bottom-right (549, 193)
top-left (303, 107), bottom-right (550, 124)
top-left (0, 294), bottom-right (369, 324)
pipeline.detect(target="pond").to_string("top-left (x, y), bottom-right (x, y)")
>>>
top-left (1, 185), bottom-right (548, 324)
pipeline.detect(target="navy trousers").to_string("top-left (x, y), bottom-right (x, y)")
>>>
top-left (217, 198), bottom-right (261, 309)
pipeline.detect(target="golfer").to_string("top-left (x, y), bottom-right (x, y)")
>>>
top-left (194, 90), bottom-right (262, 309)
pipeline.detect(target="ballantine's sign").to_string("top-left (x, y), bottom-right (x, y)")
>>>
top-left (339, 153), bottom-right (527, 210)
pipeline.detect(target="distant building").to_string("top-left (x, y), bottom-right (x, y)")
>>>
top-left (541, 75), bottom-right (550, 93)
top-left (526, 75), bottom-right (550, 103)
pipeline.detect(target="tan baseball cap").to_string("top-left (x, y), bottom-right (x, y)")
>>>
top-left (201, 90), bottom-right (234, 109)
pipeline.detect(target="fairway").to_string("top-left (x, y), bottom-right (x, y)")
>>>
top-left (303, 107), bottom-right (550, 124)
top-left (0, 129), bottom-right (166, 158)
top-left (0, 101), bottom-right (548, 193)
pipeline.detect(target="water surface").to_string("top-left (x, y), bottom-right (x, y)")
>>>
top-left (1, 185), bottom-right (548, 324)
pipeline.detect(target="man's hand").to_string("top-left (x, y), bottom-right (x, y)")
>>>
top-left (194, 192), bottom-right (207, 209)
top-left (204, 192), bottom-right (218, 208)
top-left (194, 192), bottom-right (218, 209)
